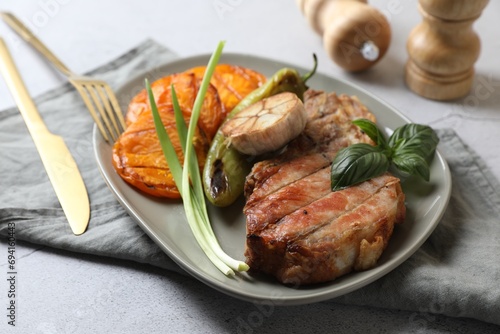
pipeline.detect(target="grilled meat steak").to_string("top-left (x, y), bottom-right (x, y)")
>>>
top-left (243, 90), bottom-right (406, 285)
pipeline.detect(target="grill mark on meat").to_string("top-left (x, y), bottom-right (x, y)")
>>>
top-left (245, 166), bottom-right (332, 233)
top-left (247, 175), bottom-right (401, 275)
top-left (246, 177), bottom-right (404, 284)
top-left (279, 182), bottom-right (402, 284)
top-left (243, 89), bottom-right (406, 285)
top-left (287, 177), bottom-right (401, 247)
top-left (258, 174), bottom-right (399, 239)
top-left (245, 153), bottom-right (331, 209)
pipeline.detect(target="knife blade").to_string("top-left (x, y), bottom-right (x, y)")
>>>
top-left (0, 37), bottom-right (89, 235)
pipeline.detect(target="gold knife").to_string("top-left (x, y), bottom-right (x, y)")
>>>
top-left (0, 37), bottom-right (89, 235)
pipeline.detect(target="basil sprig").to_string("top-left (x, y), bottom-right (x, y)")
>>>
top-left (331, 119), bottom-right (439, 191)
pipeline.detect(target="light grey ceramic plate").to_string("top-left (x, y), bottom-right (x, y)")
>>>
top-left (93, 54), bottom-right (452, 305)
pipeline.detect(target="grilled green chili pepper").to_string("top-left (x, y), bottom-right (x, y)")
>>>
top-left (203, 55), bottom-right (318, 207)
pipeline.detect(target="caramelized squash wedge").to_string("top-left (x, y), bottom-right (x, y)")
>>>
top-left (112, 64), bottom-right (266, 198)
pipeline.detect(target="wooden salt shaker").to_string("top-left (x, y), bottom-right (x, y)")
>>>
top-left (297, 0), bottom-right (391, 72)
top-left (405, 0), bottom-right (489, 100)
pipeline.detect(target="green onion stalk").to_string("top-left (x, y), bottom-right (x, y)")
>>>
top-left (148, 41), bottom-right (249, 276)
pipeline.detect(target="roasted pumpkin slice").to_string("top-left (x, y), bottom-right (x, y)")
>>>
top-left (126, 64), bottom-right (266, 126)
top-left (114, 64), bottom-right (266, 198)
top-left (113, 78), bottom-right (223, 198)
top-left (127, 73), bottom-right (196, 125)
top-left (186, 64), bottom-right (267, 112)
top-left (113, 102), bottom-right (210, 198)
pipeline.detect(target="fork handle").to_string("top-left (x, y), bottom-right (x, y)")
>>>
top-left (1, 12), bottom-right (73, 77)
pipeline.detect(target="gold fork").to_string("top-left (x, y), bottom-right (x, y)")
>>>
top-left (1, 12), bottom-right (125, 143)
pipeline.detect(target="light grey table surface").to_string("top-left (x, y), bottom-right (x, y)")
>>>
top-left (1, 1), bottom-right (499, 333)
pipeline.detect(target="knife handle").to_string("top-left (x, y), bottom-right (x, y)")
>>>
top-left (0, 12), bottom-right (73, 77)
top-left (0, 38), bottom-right (49, 135)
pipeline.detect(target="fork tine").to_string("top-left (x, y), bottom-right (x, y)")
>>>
top-left (71, 81), bottom-right (110, 143)
top-left (84, 83), bottom-right (118, 142)
top-left (95, 85), bottom-right (121, 139)
top-left (103, 84), bottom-right (126, 131)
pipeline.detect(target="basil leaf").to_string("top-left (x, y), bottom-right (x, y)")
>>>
top-left (330, 121), bottom-right (438, 191)
top-left (388, 124), bottom-right (439, 163)
top-left (331, 143), bottom-right (390, 191)
top-left (392, 152), bottom-right (430, 181)
top-left (352, 118), bottom-right (387, 147)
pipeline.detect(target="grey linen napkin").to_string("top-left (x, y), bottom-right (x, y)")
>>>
top-left (1, 40), bottom-right (499, 326)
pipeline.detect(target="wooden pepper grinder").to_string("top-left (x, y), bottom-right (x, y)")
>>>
top-left (297, 0), bottom-right (391, 72)
top-left (405, 0), bottom-right (489, 100)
